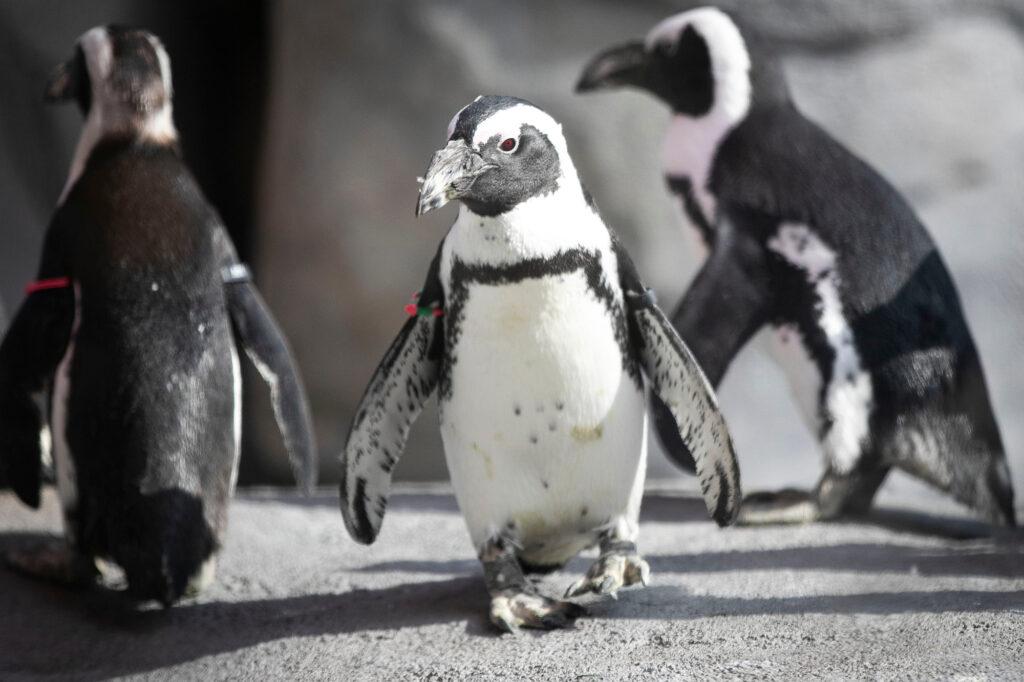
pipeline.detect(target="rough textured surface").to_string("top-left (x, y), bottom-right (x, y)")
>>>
top-left (2, 483), bottom-right (1021, 680)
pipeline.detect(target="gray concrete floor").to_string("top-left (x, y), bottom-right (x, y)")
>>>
top-left (1, 481), bottom-right (1022, 680)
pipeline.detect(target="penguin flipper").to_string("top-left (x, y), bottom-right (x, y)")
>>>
top-left (652, 207), bottom-right (773, 474)
top-left (339, 249), bottom-right (445, 545)
top-left (0, 264), bottom-right (75, 508)
top-left (224, 275), bottom-right (318, 494)
top-left (613, 236), bottom-right (742, 526)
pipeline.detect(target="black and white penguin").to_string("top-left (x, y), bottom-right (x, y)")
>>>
top-left (577, 7), bottom-right (1016, 526)
top-left (339, 96), bottom-right (741, 631)
top-left (0, 26), bottom-right (317, 605)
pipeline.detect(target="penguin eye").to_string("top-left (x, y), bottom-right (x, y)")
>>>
top-left (499, 137), bottom-right (518, 153)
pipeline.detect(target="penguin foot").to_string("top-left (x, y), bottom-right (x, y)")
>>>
top-left (489, 589), bottom-right (585, 633)
top-left (736, 489), bottom-right (821, 525)
top-left (4, 543), bottom-right (98, 587)
top-left (565, 550), bottom-right (650, 600)
top-left (185, 556), bottom-right (218, 598)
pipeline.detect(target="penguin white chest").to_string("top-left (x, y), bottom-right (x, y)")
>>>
top-left (766, 222), bottom-right (874, 474)
top-left (440, 270), bottom-right (646, 558)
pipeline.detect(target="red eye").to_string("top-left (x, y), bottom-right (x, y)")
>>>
top-left (499, 137), bottom-right (517, 152)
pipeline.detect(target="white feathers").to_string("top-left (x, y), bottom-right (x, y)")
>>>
top-left (439, 271), bottom-right (647, 558)
top-left (81, 26), bottom-right (114, 81)
top-left (147, 34), bottom-right (174, 100)
top-left (768, 323), bottom-right (821, 433)
top-left (59, 27), bottom-right (178, 206)
top-left (445, 103), bottom-right (601, 267)
top-left (52, 284), bottom-right (81, 541)
top-left (767, 223), bottom-right (874, 473)
top-left (228, 345), bottom-right (242, 492)
top-left (655, 8), bottom-right (752, 232)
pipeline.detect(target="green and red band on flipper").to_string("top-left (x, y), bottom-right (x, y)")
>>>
top-left (404, 291), bottom-right (443, 317)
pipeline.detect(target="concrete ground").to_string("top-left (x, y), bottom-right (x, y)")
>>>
top-left (1, 480), bottom-right (1022, 681)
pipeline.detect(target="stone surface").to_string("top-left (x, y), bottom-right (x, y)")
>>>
top-left (0, 483), bottom-right (1021, 679)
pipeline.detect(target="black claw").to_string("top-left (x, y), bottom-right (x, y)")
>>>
top-left (564, 601), bottom-right (586, 619)
top-left (540, 612), bottom-right (569, 629)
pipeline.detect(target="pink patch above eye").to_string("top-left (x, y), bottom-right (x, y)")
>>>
top-left (500, 138), bottom-right (517, 152)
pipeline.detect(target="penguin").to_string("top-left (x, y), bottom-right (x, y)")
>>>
top-left (339, 96), bottom-right (741, 631)
top-left (576, 7), bottom-right (1016, 526)
top-left (0, 26), bottom-right (318, 605)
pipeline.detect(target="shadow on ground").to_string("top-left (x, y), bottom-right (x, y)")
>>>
top-left (2, 528), bottom-right (1024, 678)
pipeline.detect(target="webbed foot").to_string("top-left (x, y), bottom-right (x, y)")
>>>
top-left (490, 589), bottom-right (584, 632)
top-left (565, 544), bottom-right (649, 599)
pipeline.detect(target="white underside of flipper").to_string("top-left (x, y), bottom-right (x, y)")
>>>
top-left (51, 285), bottom-right (81, 544)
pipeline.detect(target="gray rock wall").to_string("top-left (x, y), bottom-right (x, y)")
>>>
top-left (253, 0), bottom-right (1024, 498)
top-left (0, 2), bottom-right (1021, 500)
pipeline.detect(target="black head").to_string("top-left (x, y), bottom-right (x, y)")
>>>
top-left (46, 25), bottom-right (173, 122)
top-left (577, 7), bottom-right (783, 118)
top-left (416, 95), bottom-right (571, 218)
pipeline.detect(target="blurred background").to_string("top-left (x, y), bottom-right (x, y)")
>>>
top-left (1, 0), bottom-right (1022, 502)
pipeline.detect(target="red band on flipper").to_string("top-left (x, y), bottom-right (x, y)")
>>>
top-left (405, 291), bottom-right (443, 318)
top-left (25, 277), bottom-right (71, 295)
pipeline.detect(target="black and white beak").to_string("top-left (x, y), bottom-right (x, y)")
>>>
top-left (575, 41), bottom-right (650, 93)
top-left (415, 139), bottom-right (495, 216)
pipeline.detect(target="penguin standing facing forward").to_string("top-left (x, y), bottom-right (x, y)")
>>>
top-left (0, 26), bottom-right (317, 605)
top-left (340, 96), bottom-right (741, 631)
top-left (577, 7), bottom-right (1015, 526)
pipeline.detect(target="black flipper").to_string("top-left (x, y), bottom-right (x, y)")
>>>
top-left (614, 236), bottom-right (742, 526)
top-left (214, 228), bottom-right (317, 493)
top-left (339, 247), bottom-right (445, 544)
top-left (652, 208), bottom-right (774, 475)
top-left (0, 224), bottom-right (74, 508)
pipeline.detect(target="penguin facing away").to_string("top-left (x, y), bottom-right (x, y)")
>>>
top-left (339, 96), bottom-right (741, 632)
top-left (577, 7), bottom-right (1016, 526)
top-left (0, 26), bottom-right (317, 605)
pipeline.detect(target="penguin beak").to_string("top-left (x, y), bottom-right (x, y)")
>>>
top-left (415, 139), bottom-right (495, 216)
top-left (576, 41), bottom-right (650, 93)
top-left (44, 59), bottom-right (76, 104)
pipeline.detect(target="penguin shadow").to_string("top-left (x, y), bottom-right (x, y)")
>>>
top-left (851, 506), bottom-right (1019, 541)
top-left (645, 540), bottom-right (1024, 580)
top-left (0, 547), bottom-right (494, 680)
top-left (2, 493), bottom-right (1022, 678)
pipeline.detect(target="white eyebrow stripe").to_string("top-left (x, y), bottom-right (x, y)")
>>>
top-left (470, 104), bottom-right (561, 149)
top-left (146, 34), bottom-right (173, 97)
top-left (80, 26), bottom-right (112, 82)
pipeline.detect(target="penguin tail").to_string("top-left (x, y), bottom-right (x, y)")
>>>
top-left (116, 489), bottom-right (218, 606)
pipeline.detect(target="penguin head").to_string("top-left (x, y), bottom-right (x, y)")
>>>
top-left (45, 25), bottom-right (176, 143)
top-left (576, 7), bottom-right (783, 121)
top-left (416, 96), bottom-right (586, 218)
